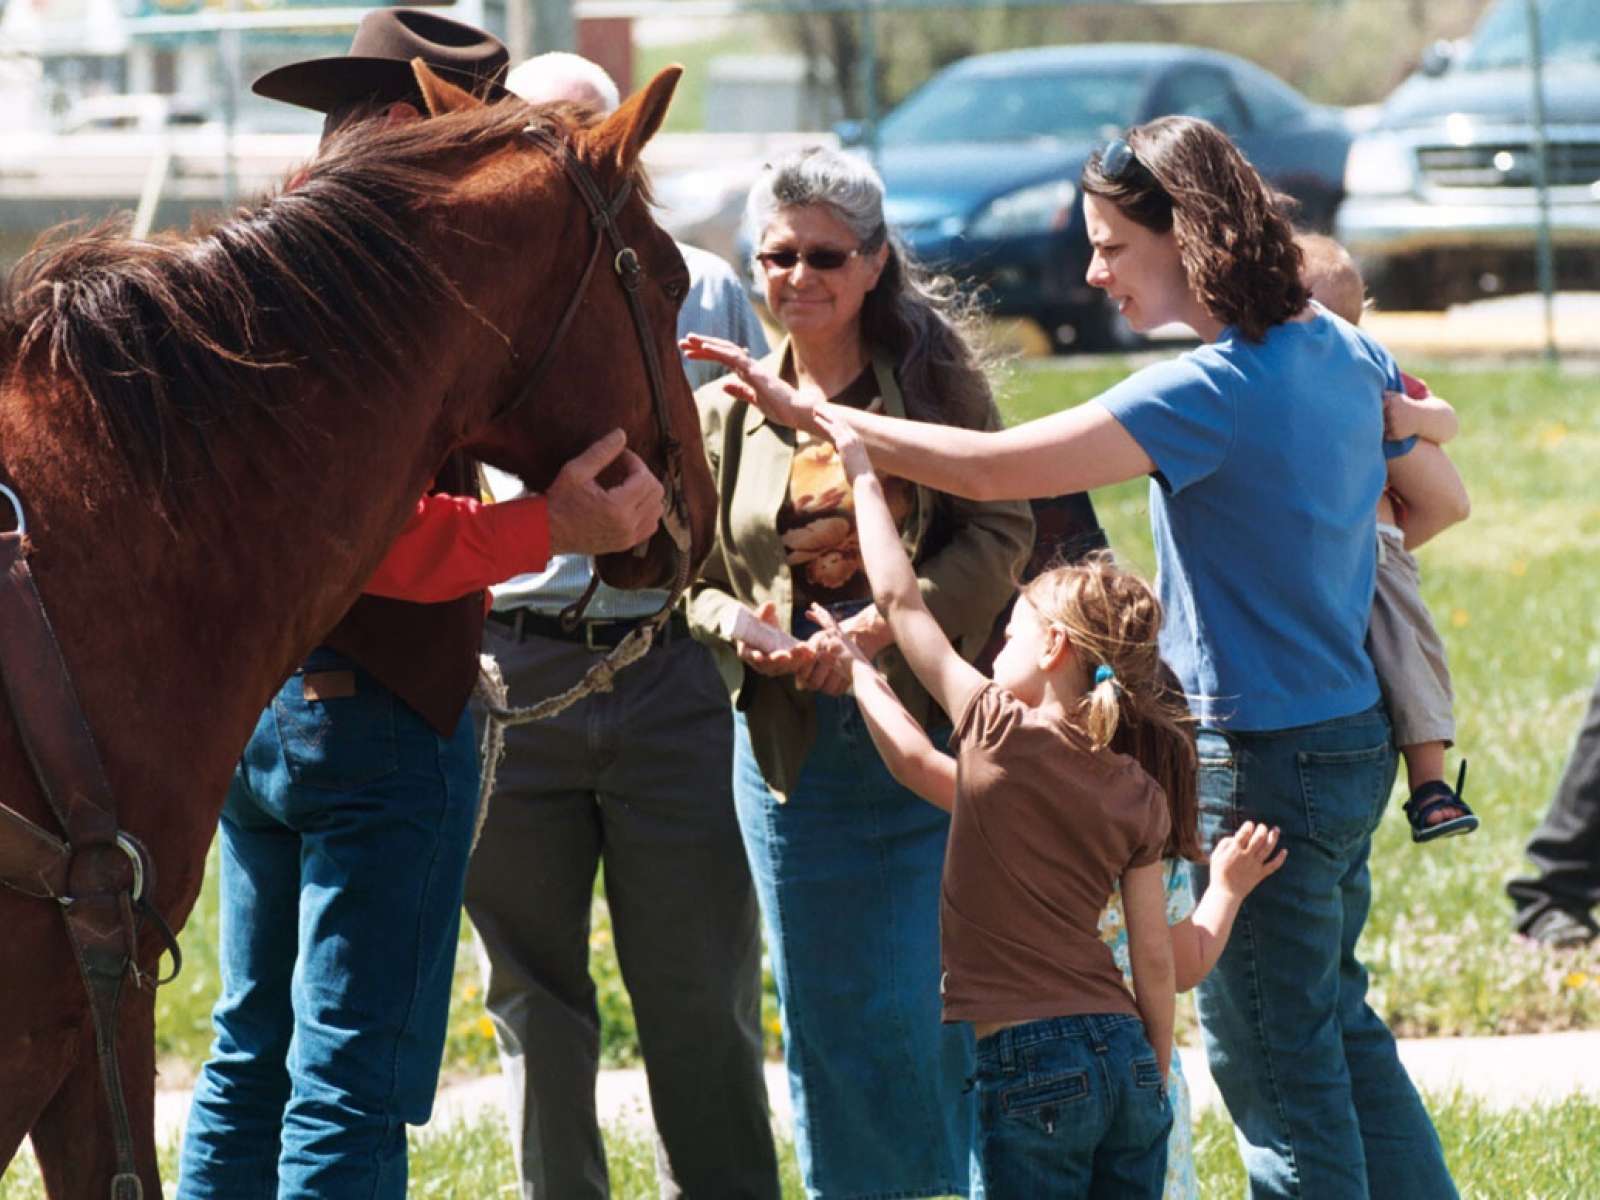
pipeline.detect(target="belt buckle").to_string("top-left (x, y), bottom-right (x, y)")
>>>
top-left (583, 620), bottom-right (609, 653)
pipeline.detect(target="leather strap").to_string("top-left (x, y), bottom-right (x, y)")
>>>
top-left (0, 530), bottom-right (145, 1197)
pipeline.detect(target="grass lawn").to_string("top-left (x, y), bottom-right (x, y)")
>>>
top-left (6, 1091), bottom-right (1596, 1198)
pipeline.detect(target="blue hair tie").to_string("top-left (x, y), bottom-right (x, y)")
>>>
top-left (1094, 665), bottom-right (1116, 686)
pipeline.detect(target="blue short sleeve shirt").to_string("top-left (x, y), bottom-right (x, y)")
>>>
top-left (1096, 308), bottom-right (1412, 731)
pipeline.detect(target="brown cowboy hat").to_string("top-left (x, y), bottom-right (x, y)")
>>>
top-left (252, 7), bottom-right (511, 114)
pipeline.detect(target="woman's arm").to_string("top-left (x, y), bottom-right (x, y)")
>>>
top-left (1124, 861), bottom-right (1176, 1082)
top-left (1386, 440), bottom-right (1470, 550)
top-left (1169, 822), bottom-right (1286, 991)
top-left (681, 333), bottom-right (1154, 500)
top-left (812, 605), bottom-right (959, 811)
top-left (814, 407), bottom-right (989, 724)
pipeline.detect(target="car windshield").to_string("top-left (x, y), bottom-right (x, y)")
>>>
top-left (877, 67), bottom-right (1146, 147)
top-left (1460, 0), bottom-right (1600, 69)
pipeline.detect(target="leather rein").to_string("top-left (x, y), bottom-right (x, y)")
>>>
top-left (0, 484), bottom-right (180, 1200)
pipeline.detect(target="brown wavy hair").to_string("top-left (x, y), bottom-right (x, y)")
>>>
top-left (1021, 551), bottom-right (1202, 863)
top-left (1080, 116), bottom-right (1309, 343)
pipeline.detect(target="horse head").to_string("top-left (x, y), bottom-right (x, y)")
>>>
top-left (405, 62), bottom-right (716, 593)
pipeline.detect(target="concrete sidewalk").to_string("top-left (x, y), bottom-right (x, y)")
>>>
top-left (151, 1029), bottom-right (1600, 1145)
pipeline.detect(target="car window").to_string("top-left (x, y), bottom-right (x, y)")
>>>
top-left (1465, 0), bottom-right (1600, 69)
top-left (1147, 66), bottom-right (1249, 133)
top-left (1230, 62), bottom-right (1307, 129)
top-left (1463, 0), bottom-right (1600, 69)
top-left (878, 67), bottom-right (1147, 146)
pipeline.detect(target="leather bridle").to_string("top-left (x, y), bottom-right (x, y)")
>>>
top-left (496, 122), bottom-right (693, 626)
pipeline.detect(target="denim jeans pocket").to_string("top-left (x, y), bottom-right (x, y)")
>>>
top-left (999, 1068), bottom-right (1090, 1132)
top-left (1295, 742), bottom-right (1392, 855)
top-left (273, 670), bottom-right (400, 791)
top-left (1131, 1053), bottom-right (1165, 1091)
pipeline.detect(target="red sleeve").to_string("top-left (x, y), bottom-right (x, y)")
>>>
top-left (361, 493), bottom-right (550, 604)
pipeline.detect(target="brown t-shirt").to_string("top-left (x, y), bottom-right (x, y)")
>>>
top-left (941, 683), bottom-right (1171, 1024)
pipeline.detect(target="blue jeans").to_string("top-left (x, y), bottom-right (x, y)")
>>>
top-left (1193, 705), bottom-right (1457, 1199)
top-left (178, 648), bottom-right (479, 1200)
top-left (976, 1014), bottom-right (1171, 1200)
top-left (735, 695), bottom-right (980, 1199)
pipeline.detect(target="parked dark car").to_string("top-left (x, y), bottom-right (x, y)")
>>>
top-left (1336, 0), bottom-right (1600, 310)
top-left (846, 43), bottom-right (1351, 350)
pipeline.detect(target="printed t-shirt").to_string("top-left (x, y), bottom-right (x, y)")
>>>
top-left (776, 366), bottom-right (915, 611)
top-left (941, 683), bottom-right (1170, 1025)
top-left (1095, 306), bottom-right (1415, 731)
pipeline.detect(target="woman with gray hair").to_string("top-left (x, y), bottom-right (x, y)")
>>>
top-left (684, 146), bottom-right (1032, 1197)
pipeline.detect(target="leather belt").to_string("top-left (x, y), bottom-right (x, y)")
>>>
top-left (488, 607), bottom-right (691, 652)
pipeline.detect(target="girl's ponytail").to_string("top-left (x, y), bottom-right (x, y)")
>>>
top-left (1021, 553), bottom-right (1204, 863)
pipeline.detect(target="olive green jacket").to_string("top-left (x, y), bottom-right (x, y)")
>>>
top-left (686, 339), bottom-right (1034, 801)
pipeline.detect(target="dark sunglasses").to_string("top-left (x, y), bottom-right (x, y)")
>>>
top-left (1100, 137), bottom-right (1141, 181)
top-left (755, 246), bottom-right (862, 272)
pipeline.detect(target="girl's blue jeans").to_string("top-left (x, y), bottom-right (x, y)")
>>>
top-left (1193, 704), bottom-right (1457, 1199)
top-left (177, 648), bottom-right (479, 1200)
top-left (975, 1014), bottom-right (1171, 1199)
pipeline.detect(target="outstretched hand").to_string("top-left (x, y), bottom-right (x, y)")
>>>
top-left (679, 334), bottom-right (820, 434)
top-left (808, 603), bottom-right (872, 667)
top-left (545, 429), bottom-right (664, 556)
top-left (813, 405), bottom-right (873, 483)
top-left (1208, 820), bottom-right (1287, 899)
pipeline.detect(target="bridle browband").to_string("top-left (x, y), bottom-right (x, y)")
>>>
top-left (497, 122), bottom-right (692, 627)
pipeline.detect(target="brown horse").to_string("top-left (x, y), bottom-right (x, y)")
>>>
top-left (0, 62), bottom-right (713, 1197)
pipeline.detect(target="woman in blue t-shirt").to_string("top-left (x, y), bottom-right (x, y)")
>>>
top-left (684, 116), bottom-right (1459, 1200)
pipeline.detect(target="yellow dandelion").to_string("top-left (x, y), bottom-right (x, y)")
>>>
top-left (476, 1015), bottom-right (497, 1039)
top-left (1510, 559), bottom-right (1528, 577)
top-left (462, 983), bottom-right (480, 1001)
top-left (1450, 609), bottom-right (1470, 628)
top-left (1563, 971), bottom-right (1590, 990)
top-left (1539, 423), bottom-right (1568, 449)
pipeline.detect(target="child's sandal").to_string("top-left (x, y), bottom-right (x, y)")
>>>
top-left (1404, 760), bottom-right (1478, 844)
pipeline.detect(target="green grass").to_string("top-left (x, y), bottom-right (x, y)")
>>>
top-left (9, 1091), bottom-right (1591, 1198)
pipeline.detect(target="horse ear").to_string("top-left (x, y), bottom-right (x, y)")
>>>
top-left (413, 58), bottom-right (482, 117)
top-left (590, 65), bottom-right (682, 172)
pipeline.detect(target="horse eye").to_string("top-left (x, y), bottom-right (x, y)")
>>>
top-left (664, 280), bottom-right (687, 302)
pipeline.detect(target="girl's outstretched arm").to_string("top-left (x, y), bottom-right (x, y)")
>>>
top-left (813, 406), bottom-right (988, 724)
top-left (1124, 861), bottom-right (1176, 1082)
top-left (1170, 822), bottom-right (1286, 991)
top-left (811, 604), bottom-right (958, 811)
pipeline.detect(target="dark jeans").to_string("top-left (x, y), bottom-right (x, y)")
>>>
top-left (465, 625), bottom-right (777, 1200)
top-left (975, 1014), bottom-right (1171, 1200)
top-left (179, 648), bottom-right (479, 1200)
top-left (1194, 706), bottom-right (1457, 1200)
top-left (1507, 669), bottom-right (1600, 930)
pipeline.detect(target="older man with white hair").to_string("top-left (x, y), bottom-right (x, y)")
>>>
top-left (464, 52), bottom-right (779, 1200)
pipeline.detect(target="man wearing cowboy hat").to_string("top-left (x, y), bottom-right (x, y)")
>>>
top-left (178, 12), bottom-right (665, 1198)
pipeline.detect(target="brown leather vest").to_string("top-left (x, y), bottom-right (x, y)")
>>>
top-left (322, 453), bottom-right (484, 737)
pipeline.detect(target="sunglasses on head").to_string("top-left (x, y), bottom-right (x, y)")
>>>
top-left (755, 246), bottom-right (862, 272)
top-left (1100, 137), bottom-right (1141, 181)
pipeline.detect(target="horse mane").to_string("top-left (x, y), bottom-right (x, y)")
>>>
top-left (0, 100), bottom-right (615, 497)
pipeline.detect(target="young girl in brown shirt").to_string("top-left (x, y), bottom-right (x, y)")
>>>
top-left (807, 404), bottom-right (1282, 1197)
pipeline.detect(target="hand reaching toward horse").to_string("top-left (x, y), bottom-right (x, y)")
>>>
top-left (546, 429), bottom-right (665, 556)
top-left (679, 334), bottom-right (821, 434)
